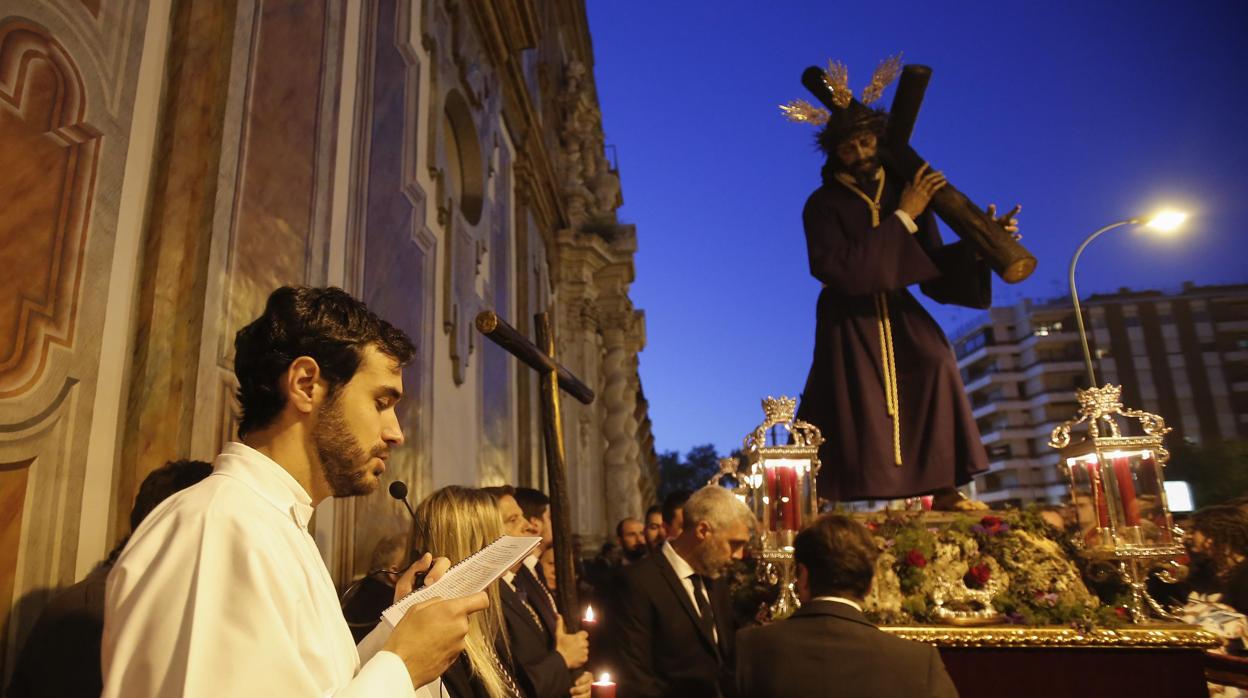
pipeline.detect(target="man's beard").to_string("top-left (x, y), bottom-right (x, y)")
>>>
top-left (694, 544), bottom-right (727, 580)
top-left (314, 391), bottom-right (386, 497)
top-left (622, 544), bottom-right (647, 562)
top-left (849, 156), bottom-right (881, 185)
top-left (1187, 552), bottom-right (1224, 595)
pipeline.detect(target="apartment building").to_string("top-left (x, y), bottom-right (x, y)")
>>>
top-left (953, 283), bottom-right (1248, 506)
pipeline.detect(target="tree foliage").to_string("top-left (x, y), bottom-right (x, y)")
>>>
top-left (1165, 439), bottom-right (1248, 508)
top-left (657, 444), bottom-right (723, 500)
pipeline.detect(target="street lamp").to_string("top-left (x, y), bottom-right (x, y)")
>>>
top-left (1069, 210), bottom-right (1187, 387)
top-left (1055, 209), bottom-right (1189, 622)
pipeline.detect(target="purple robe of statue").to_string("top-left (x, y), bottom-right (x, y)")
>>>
top-left (796, 168), bottom-right (990, 501)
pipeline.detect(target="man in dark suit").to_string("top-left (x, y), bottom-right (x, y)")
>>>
top-left (613, 485), bottom-right (754, 698)
top-left (736, 514), bottom-right (959, 698)
top-left (484, 485), bottom-right (592, 698)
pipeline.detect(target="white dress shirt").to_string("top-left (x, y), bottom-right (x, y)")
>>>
top-left (811, 596), bottom-right (864, 612)
top-left (661, 541), bottom-right (717, 641)
top-left (102, 442), bottom-right (430, 697)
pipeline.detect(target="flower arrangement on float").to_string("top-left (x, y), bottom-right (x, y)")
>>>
top-left (728, 508), bottom-right (1131, 630)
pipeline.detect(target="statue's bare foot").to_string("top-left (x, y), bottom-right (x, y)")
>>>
top-left (930, 488), bottom-right (988, 511)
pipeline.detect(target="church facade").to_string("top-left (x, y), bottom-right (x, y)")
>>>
top-left (0, 0), bottom-right (655, 679)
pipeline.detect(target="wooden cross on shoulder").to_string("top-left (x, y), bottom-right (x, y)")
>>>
top-left (476, 310), bottom-right (594, 631)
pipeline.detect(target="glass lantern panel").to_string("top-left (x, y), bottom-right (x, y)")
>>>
top-left (759, 458), bottom-right (814, 546)
top-left (1101, 449), bottom-right (1173, 547)
top-left (1066, 454), bottom-right (1111, 551)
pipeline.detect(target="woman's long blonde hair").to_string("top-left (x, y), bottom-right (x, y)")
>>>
top-left (412, 486), bottom-right (512, 698)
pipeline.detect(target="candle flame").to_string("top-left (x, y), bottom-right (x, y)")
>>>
top-left (598, 673), bottom-right (611, 683)
top-left (584, 605), bottom-right (596, 622)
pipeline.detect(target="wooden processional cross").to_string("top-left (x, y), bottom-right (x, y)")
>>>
top-left (475, 309), bottom-right (594, 632)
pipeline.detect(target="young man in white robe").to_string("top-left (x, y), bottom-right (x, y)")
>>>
top-left (101, 286), bottom-right (487, 697)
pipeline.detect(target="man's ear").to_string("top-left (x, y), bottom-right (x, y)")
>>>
top-left (795, 562), bottom-right (810, 599)
top-left (284, 356), bottom-right (322, 415)
top-left (696, 520), bottom-right (713, 541)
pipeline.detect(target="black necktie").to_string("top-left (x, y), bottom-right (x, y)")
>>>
top-left (690, 574), bottom-right (717, 639)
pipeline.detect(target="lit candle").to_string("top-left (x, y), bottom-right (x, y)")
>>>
top-left (1112, 456), bottom-right (1140, 526)
top-left (1088, 461), bottom-right (1110, 528)
top-left (583, 604), bottom-right (597, 628)
top-left (591, 672), bottom-right (616, 698)
top-left (764, 465), bottom-right (778, 530)
top-left (782, 465), bottom-right (799, 529)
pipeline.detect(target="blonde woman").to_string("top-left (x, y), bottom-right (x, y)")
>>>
top-left (412, 486), bottom-right (520, 698)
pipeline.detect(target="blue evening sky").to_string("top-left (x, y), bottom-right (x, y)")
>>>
top-left (586, 1), bottom-right (1248, 457)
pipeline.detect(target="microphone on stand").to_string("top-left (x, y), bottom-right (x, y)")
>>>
top-left (388, 480), bottom-right (429, 588)
top-left (389, 480), bottom-right (416, 520)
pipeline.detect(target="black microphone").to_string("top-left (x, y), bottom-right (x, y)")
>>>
top-left (389, 480), bottom-right (416, 520)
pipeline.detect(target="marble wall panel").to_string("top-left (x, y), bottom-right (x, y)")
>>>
top-left (340, 0), bottom-right (436, 577)
top-left (220, 0), bottom-right (342, 362)
top-left (479, 135), bottom-right (514, 485)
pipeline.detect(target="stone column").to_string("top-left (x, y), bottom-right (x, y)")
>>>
top-left (596, 237), bottom-right (644, 525)
top-left (599, 315), bottom-right (641, 526)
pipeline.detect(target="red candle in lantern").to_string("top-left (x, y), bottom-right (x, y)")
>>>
top-left (1087, 461), bottom-right (1110, 528)
top-left (582, 605), bottom-right (597, 629)
top-left (782, 465), bottom-right (799, 530)
top-left (591, 673), bottom-right (616, 698)
top-left (764, 465), bottom-right (778, 530)
top-left (1113, 456), bottom-right (1140, 526)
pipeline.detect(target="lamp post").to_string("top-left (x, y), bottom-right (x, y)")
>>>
top-left (1069, 210), bottom-right (1187, 387)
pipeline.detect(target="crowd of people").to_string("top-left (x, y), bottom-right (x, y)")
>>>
top-left (6, 285), bottom-right (1248, 698)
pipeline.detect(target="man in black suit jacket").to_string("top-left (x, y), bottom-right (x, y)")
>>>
top-left (613, 485), bottom-right (754, 698)
top-left (484, 485), bottom-right (591, 698)
top-left (736, 514), bottom-right (959, 698)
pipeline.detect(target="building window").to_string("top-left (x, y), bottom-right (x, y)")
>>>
top-left (957, 328), bottom-right (993, 358)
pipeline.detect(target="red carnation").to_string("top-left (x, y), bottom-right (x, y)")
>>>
top-left (963, 563), bottom-right (991, 589)
top-left (905, 549), bottom-right (928, 568)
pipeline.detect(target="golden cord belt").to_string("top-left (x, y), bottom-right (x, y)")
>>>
top-left (836, 171), bottom-right (903, 466)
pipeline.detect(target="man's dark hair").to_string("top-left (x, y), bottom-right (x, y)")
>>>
top-left (616, 517), bottom-right (642, 539)
top-left (1192, 505), bottom-right (1248, 561)
top-left (815, 107), bottom-right (888, 159)
top-left (794, 514), bottom-right (880, 600)
top-left (645, 504), bottom-right (662, 520)
top-left (131, 459), bottom-right (214, 531)
top-left (514, 487), bottom-right (550, 520)
top-left (480, 485), bottom-right (517, 501)
top-left (233, 286), bottom-right (416, 436)
top-left (661, 489), bottom-right (691, 525)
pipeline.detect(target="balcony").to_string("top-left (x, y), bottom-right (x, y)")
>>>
top-left (972, 400), bottom-right (1031, 420)
top-left (964, 370), bottom-right (1025, 394)
top-left (956, 344), bottom-right (1015, 369)
top-left (985, 457), bottom-right (1032, 473)
top-left (980, 426), bottom-right (1033, 443)
top-left (1020, 330), bottom-right (1079, 349)
top-left (1022, 360), bottom-right (1085, 379)
top-left (1025, 390), bottom-right (1078, 408)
